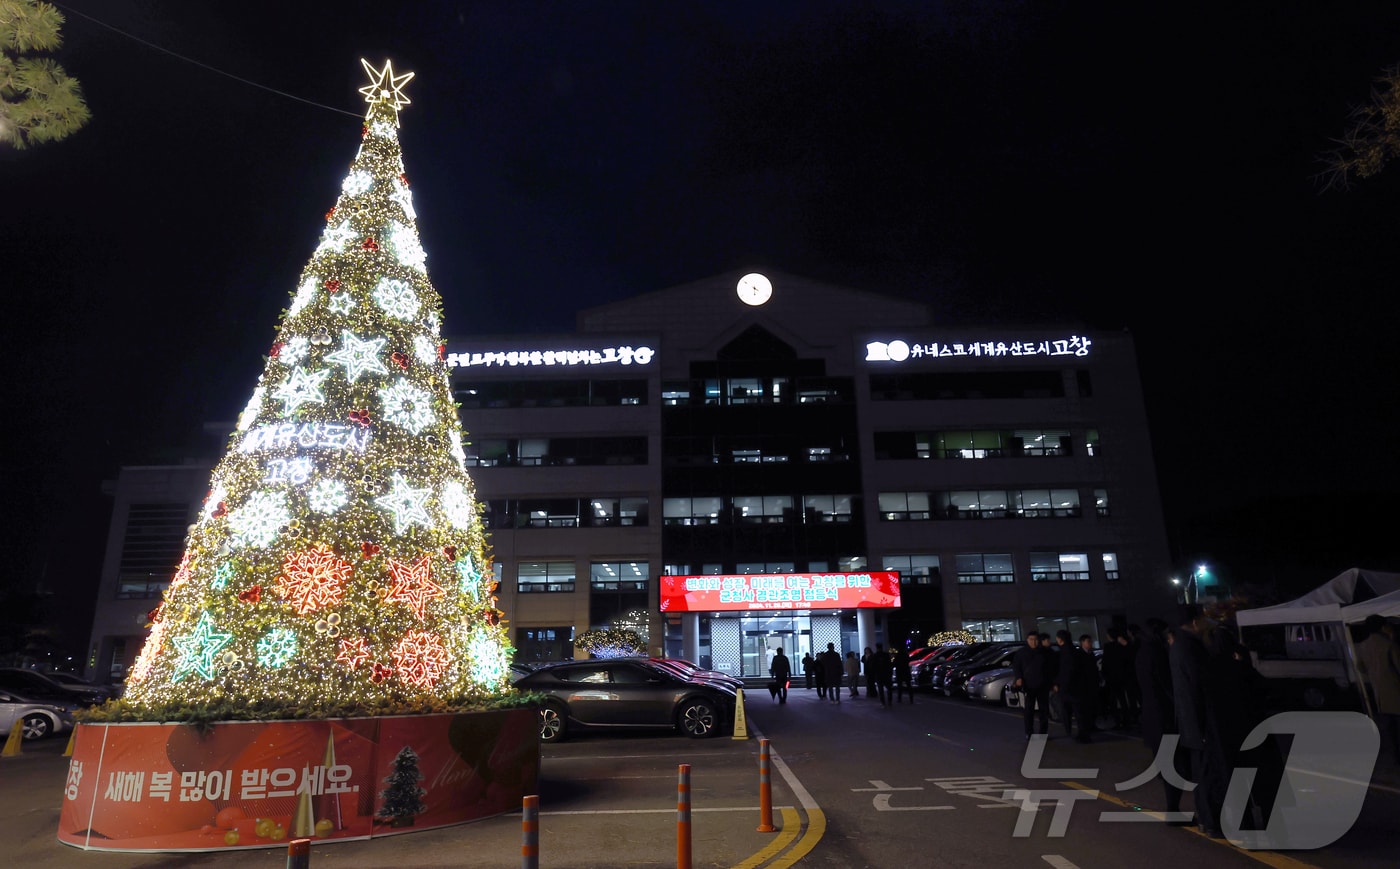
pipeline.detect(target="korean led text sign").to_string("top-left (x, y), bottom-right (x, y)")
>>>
top-left (446, 346), bottom-right (655, 368)
top-left (660, 572), bottom-right (901, 612)
top-left (865, 336), bottom-right (1092, 363)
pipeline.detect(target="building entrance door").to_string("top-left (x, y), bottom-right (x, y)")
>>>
top-left (739, 616), bottom-right (808, 678)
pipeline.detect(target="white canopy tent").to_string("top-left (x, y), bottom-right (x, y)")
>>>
top-left (1235, 568), bottom-right (1400, 627)
top-left (1236, 568), bottom-right (1400, 714)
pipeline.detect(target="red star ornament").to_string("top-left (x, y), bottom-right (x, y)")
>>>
top-left (336, 637), bottom-right (371, 670)
top-left (383, 555), bottom-right (444, 621)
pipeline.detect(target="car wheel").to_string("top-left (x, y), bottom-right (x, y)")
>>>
top-left (538, 703), bottom-right (567, 743)
top-left (677, 698), bottom-right (719, 738)
top-left (21, 713), bottom-right (51, 741)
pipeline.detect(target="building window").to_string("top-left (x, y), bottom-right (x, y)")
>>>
top-left (882, 555), bottom-right (941, 586)
top-left (586, 497), bottom-right (649, 527)
top-left (1030, 552), bottom-right (1091, 582)
top-left (945, 489), bottom-right (1010, 518)
top-left (736, 562), bottom-right (796, 574)
top-left (116, 579), bottom-right (168, 600)
top-left (518, 562), bottom-right (576, 593)
top-left (1103, 552), bottom-right (1120, 581)
top-left (1038, 615), bottom-right (1100, 647)
top-left (955, 553), bottom-right (1015, 584)
top-left (802, 495), bottom-right (854, 523)
top-left (591, 561), bottom-right (649, 593)
top-left (663, 497), bottom-right (723, 525)
top-left (963, 619), bottom-right (1020, 641)
top-left (1013, 429), bottom-right (1072, 456)
top-left (1013, 488), bottom-right (1082, 518)
top-left (1095, 489), bottom-right (1109, 517)
top-left (732, 495), bottom-right (794, 524)
top-left (515, 498), bottom-right (580, 528)
top-left (1085, 429), bottom-right (1100, 457)
top-left (516, 627), bottom-right (574, 663)
top-left (877, 491), bottom-right (931, 521)
top-left (837, 556), bottom-right (868, 571)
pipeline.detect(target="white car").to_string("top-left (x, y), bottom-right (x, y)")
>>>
top-left (0, 689), bottom-right (76, 741)
top-left (964, 666), bottom-right (1016, 703)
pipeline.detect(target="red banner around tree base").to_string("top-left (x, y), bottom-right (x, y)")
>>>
top-left (57, 709), bottom-right (539, 852)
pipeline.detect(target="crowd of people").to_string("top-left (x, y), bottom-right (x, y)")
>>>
top-left (785, 643), bottom-right (916, 707)
top-left (769, 608), bottom-right (1400, 840)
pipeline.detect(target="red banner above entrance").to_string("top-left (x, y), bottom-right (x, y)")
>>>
top-left (660, 572), bottom-right (902, 612)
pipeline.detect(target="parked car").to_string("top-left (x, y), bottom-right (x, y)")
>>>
top-left (45, 672), bottom-right (122, 701)
top-left (926, 643), bottom-right (998, 692)
top-left (0, 668), bottom-right (107, 707)
top-left (0, 689), bottom-right (76, 741)
top-left (941, 643), bottom-right (1021, 697)
top-left (965, 666), bottom-right (1016, 703)
top-left (514, 659), bottom-right (736, 743)
top-left (649, 657), bottom-right (745, 691)
top-left (912, 645), bottom-right (973, 687)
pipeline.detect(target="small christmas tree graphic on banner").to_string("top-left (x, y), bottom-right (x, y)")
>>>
top-left (376, 745), bottom-right (427, 827)
top-left (122, 60), bottom-right (511, 712)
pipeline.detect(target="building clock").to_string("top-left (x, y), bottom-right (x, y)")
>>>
top-left (736, 273), bottom-right (773, 306)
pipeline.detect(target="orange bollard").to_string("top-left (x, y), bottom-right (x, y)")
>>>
top-left (285, 837), bottom-right (310, 869)
top-left (521, 794), bottom-right (539, 869)
top-left (677, 764), bottom-right (692, 869)
top-left (756, 738), bottom-right (776, 832)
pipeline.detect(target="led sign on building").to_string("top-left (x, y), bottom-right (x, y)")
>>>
top-left (445, 346), bottom-right (655, 368)
top-left (660, 572), bottom-right (902, 613)
top-left (865, 336), bottom-right (1092, 363)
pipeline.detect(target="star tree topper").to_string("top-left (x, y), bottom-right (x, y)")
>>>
top-left (359, 58), bottom-right (414, 124)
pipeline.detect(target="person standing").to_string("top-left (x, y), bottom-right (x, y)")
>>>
top-left (802, 652), bottom-right (815, 691)
top-left (1012, 633), bottom-right (1052, 738)
top-left (861, 646), bottom-right (874, 697)
top-left (1136, 618), bottom-right (1188, 821)
top-left (1170, 606), bottom-right (1227, 839)
top-left (1356, 616), bottom-right (1400, 765)
top-left (812, 650), bottom-right (827, 699)
top-left (893, 647), bottom-right (915, 703)
top-left (1101, 627), bottom-right (1131, 729)
top-left (821, 642), bottom-right (844, 704)
top-left (1053, 630), bottom-right (1096, 742)
top-left (871, 643), bottom-right (892, 706)
top-left (769, 647), bottom-right (791, 704)
top-left (844, 651), bottom-right (861, 698)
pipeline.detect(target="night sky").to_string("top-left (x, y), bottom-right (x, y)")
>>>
top-left (6, 1), bottom-right (1400, 655)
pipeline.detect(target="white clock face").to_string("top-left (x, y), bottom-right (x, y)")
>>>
top-left (737, 273), bottom-right (773, 306)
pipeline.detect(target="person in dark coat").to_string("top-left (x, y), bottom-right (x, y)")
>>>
top-left (820, 642), bottom-right (844, 704)
top-left (802, 652), bottom-right (815, 690)
top-left (1169, 607), bottom-right (1228, 838)
top-left (1012, 633), bottom-right (1053, 737)
top-left (1221, 639), bottom-right (1288, 829)
top-left (892, 647), bottom-right (915, 703)
top-left (769, 647), bottom-right (791, 704)
top-left (1100, 627), bottom-right (1131, 729)
top-left (1123, 624), bottom-right (1143, 725)
top-left (1053, 630), bottom-right (1097, 742)
top-left (1136, 618), bottom-right (1189, 820)
top-left (871, 643), bottom-right (892, 707)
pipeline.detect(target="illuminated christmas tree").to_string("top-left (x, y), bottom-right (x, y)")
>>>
top-left (122, 60), bottom-right (510, 713)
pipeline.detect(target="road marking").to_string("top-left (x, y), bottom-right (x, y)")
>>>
top-left (1292, 766), bottom-right (1400, 797)
top-left (1063, 782), bottom-right (1324, 869)
top-left (751, 722), bottom-right (826, 868)
top-left (1042, 857), bottom-right (1081, 869)
top-left (732, 807), bottom-right (800, 869)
